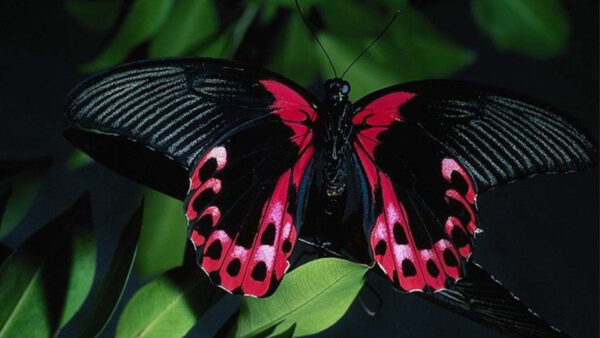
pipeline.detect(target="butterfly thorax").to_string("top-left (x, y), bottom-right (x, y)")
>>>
top-left (318, 79), bottom-right (353, 208)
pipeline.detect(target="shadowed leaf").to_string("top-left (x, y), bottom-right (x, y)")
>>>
top-left (0, 158), bottom-right (51, 239)
top-left (135, 189), bottom-right (187, 278)
top-left (78, 201), bottom-right (144, 338)
top-left (232, 258), bottom-right (368, 337)
top-left (0, 193), bottom-right (96, 337)
top-left (116, 265), bottom-right (223, 337)
top-left (149, 0), bottom-right (218, 57)
top-left (65, 0), bottom-right (122, 31)
top-left (472, 0), bottom-right (569, 58)
top-left (82, 0), bottom-right (175, 72)
top-left (66, 150), bottom-right (94, 171)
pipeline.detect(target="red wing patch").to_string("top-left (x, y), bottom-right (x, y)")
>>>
top-left (353, 92), bottom-right (478, 292)
top-left (185, 79), bottom-right (315, 297)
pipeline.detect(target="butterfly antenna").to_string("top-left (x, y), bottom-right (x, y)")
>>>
top-left (340, 10), bottom-right (400, 79)
top-left (294, 0), bottom-right (338, 78)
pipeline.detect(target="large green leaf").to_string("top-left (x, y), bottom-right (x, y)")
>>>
top-left (82, 0), bottom-right (175, 72)
top-left (78, 202), bottom-right (144, 338)
top-left (0, 193), bottom-right (96, 337)
top-left (316, 6), bottom-right (474, 99)
top-left (115, 265), bottom-right (223, 337)
top-left (269, 14), bottom-right (320, 85)
top-left (0, 158), bottom-right (51, 239)
top-left (233, 258), bottom-right (368, 337)
top-left (471, 0), bottom-right (569, 59)
top-left (65, 0), bottom-right (122, 31)
top-left (149, 0), bottom-right (218, 57)
top-left (135, 189), bottom-right (187, 278)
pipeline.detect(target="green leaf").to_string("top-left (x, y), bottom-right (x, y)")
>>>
top-left (135, 189), bottom-right (187, 278)
top-left (273, 323), bottom-right (296, 338)
top-left (149, 0), bottom-right (218, 57)
top-left (233, 258), bottom-right (368, 337)
top-left (269, 14), bottom-right (319, 85)
top-left (65, 0), bottom-right (122, 31)
top-left (78, 201), bottom-right (144, 338)
top-left (0, 158), bottom-right (51, 239)
top-left (246, 0), bottom-right (320, 7)
top-left (65, 150), bottom-right (94, 171)
top-left (196, 32), bottom-right (230, 58)
top-left (116, 266), bottom-right (223, 337)
top-left (0, 193), bottom-right (96, 337)
top-left (82, 0), bottom-right (175, 72)
top-left (317, 1), bottom-right (384, 39)
top-left (471, 0), bottom-right (569, 58)
top-left (194, 3), bottom-right (258, 59)
top-left (317, 7), bottom-right (474, 99)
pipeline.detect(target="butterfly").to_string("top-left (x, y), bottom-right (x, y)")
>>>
top-left (64, 57), bottom-right (597, 300)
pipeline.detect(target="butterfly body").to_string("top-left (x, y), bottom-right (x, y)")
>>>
top-left (65, 58), bottom-right (597, 299)
top-left (314, 78), bottom-right (353, 213)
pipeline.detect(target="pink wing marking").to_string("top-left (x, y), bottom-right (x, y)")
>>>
top-left (439, 158), bottom-right (478, 259)
top-left (187, 79), bottom-right (315, 297)
top-left (352, 92), bottom-right (415, 127)
top-left (190, 146), bottom-right (227, 190)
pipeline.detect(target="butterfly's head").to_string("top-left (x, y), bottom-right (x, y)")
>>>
top-left (324, 78), bottom-right (350, 103)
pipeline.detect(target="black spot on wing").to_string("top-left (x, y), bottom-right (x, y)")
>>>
top-left (375, 240), bottom-right (387, 255)
top-left (193, 189), bottom-right (217, 214)
top-left (393, 223), bottom-right (408, 245)
top-left (443, 249), bottom-right (459, 267)
top-left (226, 259), bottom-right (241, 276)
top-left (251, 261), bottom-right (267, 281)
top-left (427, 260), bottom-right (440, 277)
top-left (199, 158), bottom-right (218, 181)
top-left (205, 240), bottom-right (222, 259)
top-left (261, 223), bottom-right (276, 246)
top-left (282, 239), bottom-right (292, 253)
top-left (402, 259), bottom-right (417, 277)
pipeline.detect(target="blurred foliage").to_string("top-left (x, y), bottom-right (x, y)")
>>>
top-left (472, 0), bottom-right (569, 59)
top-left (135, 189), bottom-right (187, 278)
top-left (0, 194), bottom-right (95, 337)
top-left (0, 1), bottom-right (573, 337)
top-left (78, 203), bottom-right (143, 337)
top-left (65, 0), bottom-right (122, 31)
top-left (0, 158), bottom-right (51, 239)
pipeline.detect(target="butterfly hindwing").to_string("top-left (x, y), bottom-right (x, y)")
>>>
top-left (66, 59), bottom-right (317, 297)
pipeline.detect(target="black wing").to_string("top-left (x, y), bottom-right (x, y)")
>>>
top-left (65, 58), bottom-right (318, 297)
top-left (354, 80), bottom-right (598, 194)
top-left (351, 80), bottom-right (596, 292)
top-left (418, 261), bottom-right (568, 337)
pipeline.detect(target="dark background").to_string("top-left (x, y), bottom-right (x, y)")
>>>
top-left (0, 0), bottom-right (597, 337)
